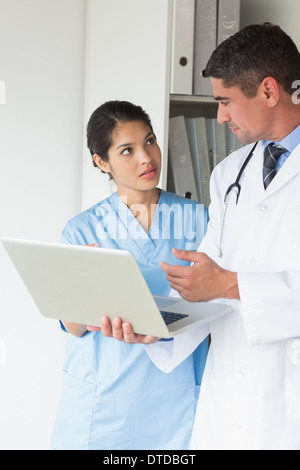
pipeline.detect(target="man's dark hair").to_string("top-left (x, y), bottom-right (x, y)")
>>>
top-left (203, 22), bottom-right (300, 98)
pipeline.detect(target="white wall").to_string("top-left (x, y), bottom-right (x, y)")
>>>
top-left (82, 0), bottom-right (173, 210)
top-left (240, 0), bottom-right (300, 48)
top-left (0, 0), bottom-right (87, 449)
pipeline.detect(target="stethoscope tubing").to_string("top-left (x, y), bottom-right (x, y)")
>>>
top-left (218, 141), bottom-right (259, 258)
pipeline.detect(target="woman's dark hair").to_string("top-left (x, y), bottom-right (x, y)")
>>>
top-left (87, 100), bottom-right (154, 172)
top-left (203, 22), bottom-right (300, 98)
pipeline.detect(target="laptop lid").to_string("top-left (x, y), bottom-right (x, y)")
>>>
top-left (1, 238), bottom-right (232, 338)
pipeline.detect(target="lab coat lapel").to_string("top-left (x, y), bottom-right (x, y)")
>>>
top-left (236, 141), bottom-right (265, 202)
top-left (259, 143), bottom-right (300, 201)
top-left (247, 141), bottom-right (266, 196)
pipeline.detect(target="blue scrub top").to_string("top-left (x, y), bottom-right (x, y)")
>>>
top-left (51, 190), bottom-right (209, 450)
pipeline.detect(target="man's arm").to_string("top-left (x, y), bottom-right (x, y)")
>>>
top-left (162, 249), bottom-right (300, 346)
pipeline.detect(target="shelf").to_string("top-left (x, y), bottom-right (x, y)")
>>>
top-left (170, 94), bottom-right (216, 104)
top-left (169, 94), bottom-right (218, 119)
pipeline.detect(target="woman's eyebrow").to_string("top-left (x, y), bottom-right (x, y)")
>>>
top-left (116, 132), bottom-right (153, 150)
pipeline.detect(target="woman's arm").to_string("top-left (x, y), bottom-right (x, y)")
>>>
top-left (61, 321), bottom-right (88, 338)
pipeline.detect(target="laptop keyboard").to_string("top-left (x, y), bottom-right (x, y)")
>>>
top-left (160, 311), bottom-right (189, 325)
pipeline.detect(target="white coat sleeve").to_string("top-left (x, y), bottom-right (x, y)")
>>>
top-left (238, 270), bottom-right (300, 345)
top-left (144, 324), bottom-right (210, 373)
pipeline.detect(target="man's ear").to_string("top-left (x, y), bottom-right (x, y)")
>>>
top-left (261, 76), bottom-right (280, 107)
top-left (93, 154), bottom-right (111, 173)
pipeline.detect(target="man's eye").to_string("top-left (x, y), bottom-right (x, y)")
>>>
top-left (221, 101), bottom-right (229, 107)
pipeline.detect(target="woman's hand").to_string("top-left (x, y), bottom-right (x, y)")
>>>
top-left (91, 316), bottom-right (160, 344)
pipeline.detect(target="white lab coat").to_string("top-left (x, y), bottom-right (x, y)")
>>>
top-left (145, 140), bottom-right (300, 450)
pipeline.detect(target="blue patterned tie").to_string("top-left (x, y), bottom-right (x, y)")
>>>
top-left (263, 143), bottom-right (287, 189)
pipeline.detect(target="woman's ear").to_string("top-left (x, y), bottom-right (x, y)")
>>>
top-left (93, 154), bottom-right (111, 173)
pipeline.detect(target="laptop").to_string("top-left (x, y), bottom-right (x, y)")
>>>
top-left (1, 237), bottom-right (232, 338)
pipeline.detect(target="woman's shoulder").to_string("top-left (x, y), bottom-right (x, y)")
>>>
top-left (62, 193), bottom-right (117, 234)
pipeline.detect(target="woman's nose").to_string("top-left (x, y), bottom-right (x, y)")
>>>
top-left (139, 147), bottom-right (152, 163)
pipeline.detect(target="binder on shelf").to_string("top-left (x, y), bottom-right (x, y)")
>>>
top-left (0, 80), bottom-right (6, 104)
top-left (193, 0), bottom-right (217, 97)
top-left (205, 118), bottom-right (227, 169)
top-left (170, 0), bottom-right (195, 95)
top-left (185, 117), bottom-right (211, 207)
top-left (217, 0), bottom-right (241, 45)
top-left (168, 115), bottom-right (199, 201)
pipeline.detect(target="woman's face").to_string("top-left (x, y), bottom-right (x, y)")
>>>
top-left (94, 120), bottom-right (162, 195)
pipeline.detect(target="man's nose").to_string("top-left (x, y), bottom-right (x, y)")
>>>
top-left (217, 104), bottom-right (230, 125)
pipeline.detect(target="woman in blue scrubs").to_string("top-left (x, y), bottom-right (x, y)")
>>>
top-left (51, 101), bottom-right (209, 450)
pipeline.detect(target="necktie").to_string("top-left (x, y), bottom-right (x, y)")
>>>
top-left (263, 143), bottom-right (287, 189)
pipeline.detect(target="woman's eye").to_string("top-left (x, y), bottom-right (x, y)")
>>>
top-left (122, 147), bottom-right (132, 156)
top-left (146, 137), bottom-right (155, 145)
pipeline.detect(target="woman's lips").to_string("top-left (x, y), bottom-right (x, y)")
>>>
top-left (139, 167), bottom-right (157, 179)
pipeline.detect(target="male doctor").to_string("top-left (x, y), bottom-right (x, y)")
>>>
top-left (101, 23), bottom-right (300, 450)
top-left (160, 22), bottom-right (300, 450)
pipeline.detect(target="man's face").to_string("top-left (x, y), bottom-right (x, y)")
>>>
top-left (211, 77), bottom-right (273, 145)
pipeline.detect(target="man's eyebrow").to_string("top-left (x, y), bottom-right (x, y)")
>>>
top-left (116, 132), bottom-right (154, 150)
top-left (214, 96), bottom-right (230, 101)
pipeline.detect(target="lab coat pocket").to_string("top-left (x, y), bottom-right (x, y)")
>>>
top-left (286, 213), bottom-right (300, 229)
top-left (286, 213), bottom-right (300, 232)
top-left (51, 370), bottom-right (96, 450)
top-left (282, 214), bottom-right (300, 263)
top-left (286, 339), bottom-right (300, 422)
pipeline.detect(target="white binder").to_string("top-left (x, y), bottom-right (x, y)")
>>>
top-left (185, 117), bottom-right (211, 206)
top-left (0, 80), bottom-right (6, 104)
top-left (217, 0), bottom-right (240, 45)
top-left (170, 0), bottom-right (195, 95)
top-left (205, 118), bottom-right (227, 168)
top-left (193, 0), bottom-right (217, 96)
top-left (168, 116), bottom-right (199, 201)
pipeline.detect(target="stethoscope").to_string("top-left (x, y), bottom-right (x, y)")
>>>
top-left (218, 141), bottom-right (259, 258)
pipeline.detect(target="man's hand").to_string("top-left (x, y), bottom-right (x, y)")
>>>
top-left (87, 317), bottom-right (160, 344)
top-left (161, 248), bottom-right (239, 302)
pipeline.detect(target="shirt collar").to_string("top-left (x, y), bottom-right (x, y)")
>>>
top-left (264, 124), bottom-right (300, 154)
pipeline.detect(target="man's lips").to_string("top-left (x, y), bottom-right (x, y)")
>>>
top-left (139, 167), bottom-right (157, 178)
